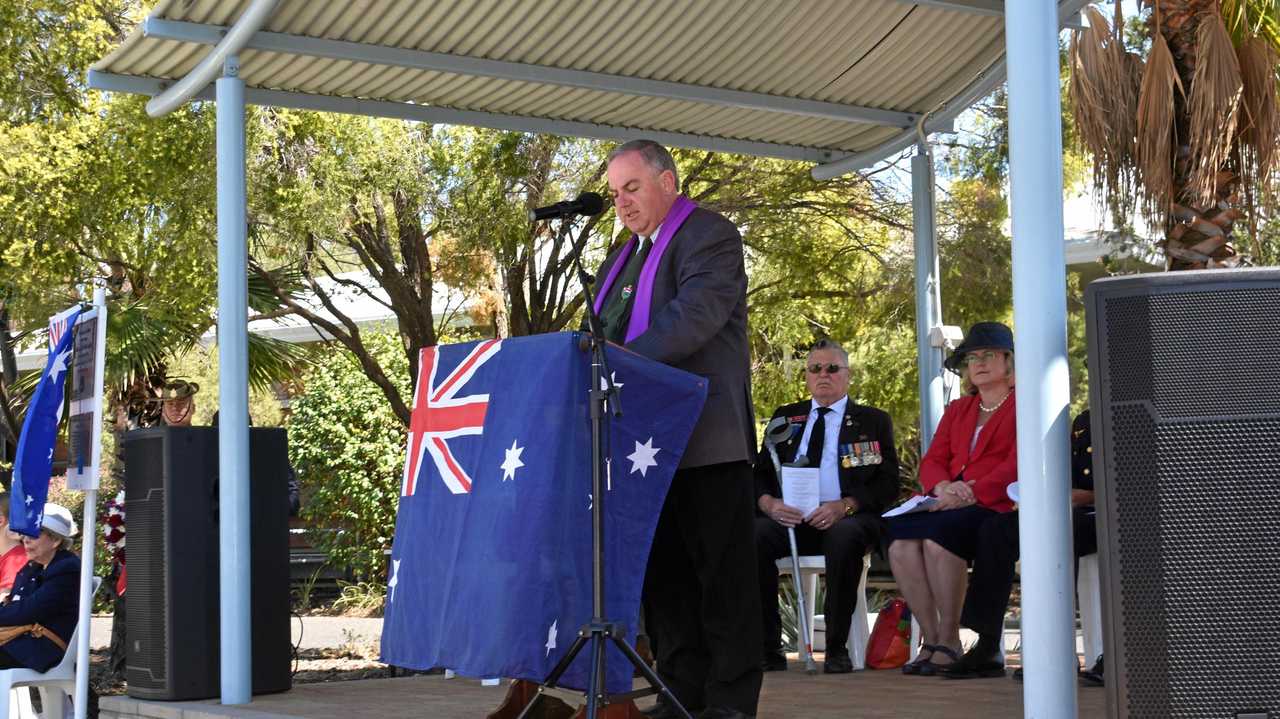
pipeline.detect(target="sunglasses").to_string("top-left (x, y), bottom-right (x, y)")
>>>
top-left (806, 363), bottom-right (846, 375)
top-left (962, 350), bottom-right (1005, 366)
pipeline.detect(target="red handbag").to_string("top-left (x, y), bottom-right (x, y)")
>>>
top-left (865, 597), bottom-right (912, 669)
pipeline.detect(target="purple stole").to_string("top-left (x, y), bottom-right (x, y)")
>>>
top-left (592, 195), bottom-right (698, 343)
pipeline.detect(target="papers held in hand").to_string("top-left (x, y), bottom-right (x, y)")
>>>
top-left (780, 465), bottom-right (821, 518)
top-left (881, 494), bottom-right (939, 518)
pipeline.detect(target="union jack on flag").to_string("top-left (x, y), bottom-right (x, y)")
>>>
top-left (402, 339), bottom-right (502, 496)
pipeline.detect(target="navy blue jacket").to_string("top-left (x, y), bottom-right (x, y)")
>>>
top-left (0, 549), bottom-right (80, 671)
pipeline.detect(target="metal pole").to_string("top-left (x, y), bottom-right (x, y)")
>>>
top-left (73, 286), bottom-right (108, 719)
top-left (1003, 3), bottom-right (1077, 717)
top-left (911, 142), bottom-right (945, 451)
top-left (216, 55), bottom-right (253, 706)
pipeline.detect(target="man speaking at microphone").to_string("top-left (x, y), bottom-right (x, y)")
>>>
top-left (593, 140), bottom-right (760, 719)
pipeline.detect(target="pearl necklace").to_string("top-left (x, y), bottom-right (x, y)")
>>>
top-left (978, 389), bottom-right (1012, 413)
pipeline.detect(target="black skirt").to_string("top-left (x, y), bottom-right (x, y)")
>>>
top-left (885, 504), bottom-right (1000, 562)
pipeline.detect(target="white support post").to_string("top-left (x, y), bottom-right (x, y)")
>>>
top-left (216, 55), bottom-right (253, 706)
top-left (912, 142), bottom-right (945, 451)
top-left (73, 289), bottom-right (106, 719)
top-left (1003, 2), bottom-right (1077, 717)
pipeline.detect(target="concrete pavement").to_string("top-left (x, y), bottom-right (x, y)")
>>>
top-left (89, 615), bottom-right (385, 651)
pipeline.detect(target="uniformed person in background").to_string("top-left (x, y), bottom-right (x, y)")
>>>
top-left (753, 339), bottom-right (899, 674)
top-left (940, 409), bottom-right (1099, 680)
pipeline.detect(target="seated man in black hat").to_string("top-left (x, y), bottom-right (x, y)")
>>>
top-left (753, 339), bottom-right (900, 674)
top-left (941, 409), bottom-right (1099, 680)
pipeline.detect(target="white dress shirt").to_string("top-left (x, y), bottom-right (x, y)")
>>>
top-left (796, 395), bottom-right (848, 502)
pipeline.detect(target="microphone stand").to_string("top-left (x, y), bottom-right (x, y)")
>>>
top-left (517, 215), bottom-right (692, 719)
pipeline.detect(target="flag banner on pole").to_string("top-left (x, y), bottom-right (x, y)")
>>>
top-left (11, 305), bottom-right (83, 537)
top-left (381, 332), bottom-right (707, 693)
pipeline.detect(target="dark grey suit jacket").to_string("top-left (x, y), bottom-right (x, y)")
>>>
top-left (598, 206), bottom-right (756, 469)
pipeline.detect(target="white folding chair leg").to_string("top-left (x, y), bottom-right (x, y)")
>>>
top-left (1079, 553), bottom-right (1104, 665)
top-left (803, 572), bottom-right (819, 647)
top-left (846, 552), bottom-right (872, 669)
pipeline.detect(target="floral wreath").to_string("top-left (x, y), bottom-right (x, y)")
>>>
top-left (102, 491), bottom-right (125, 563)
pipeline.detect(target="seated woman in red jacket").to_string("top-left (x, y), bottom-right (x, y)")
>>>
top-left (887, 322), bottom-right (1016, 675)
top-left (0, 503), bottom-right (81, 672)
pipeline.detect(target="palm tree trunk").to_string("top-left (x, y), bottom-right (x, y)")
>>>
top-left (1156, 0), bottom-right (1243, 269)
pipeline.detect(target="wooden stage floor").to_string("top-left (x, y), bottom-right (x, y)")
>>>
top-left (99, 663), bottom-right (1107, 719)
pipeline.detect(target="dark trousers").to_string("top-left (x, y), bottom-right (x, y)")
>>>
top-left (960, 507), bottom-right (1100, 639)
top-left (642, 461), bottom-right (762, 714)
top-left (755, 512), bottom-right (882, 656)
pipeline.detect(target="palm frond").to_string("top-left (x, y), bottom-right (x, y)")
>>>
top-left (246, 332), bottom-right (312, 392)
top-left (1186, 10), bottom-right (1244, 209)
top-left (1236, 36), bottom-right (1280, 188)
top-left (105, 301), bottom-right (202, 393)
top-left (1135, 30), bottom-right (1184, 226)
top-left (1070, 7), bottom-right (1143, 219)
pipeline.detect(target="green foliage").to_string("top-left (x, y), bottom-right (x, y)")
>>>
top-left (330, 580), bottom-right (387, 617)
top-left (288, 332), bottom-right (407, 582)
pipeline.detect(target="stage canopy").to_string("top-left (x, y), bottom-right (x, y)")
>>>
top-left (88, 2), bottom-right (1091, 715)
top-left (90, 0), bottom-right (1083, 176)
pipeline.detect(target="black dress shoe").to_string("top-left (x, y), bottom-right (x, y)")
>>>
top-left (643, 697), bottom-right (701, 719)
top-left (1080, 654), bottom-right (1105, 687)
top-left (940, 647), bottom-right (1005, 679)
top-left (1012, 667), bottom-right (1023, 682)
top-left (823, 650), bottom-right (854, 674)
top-left (698, 708), bottom-right (755, 719)
top-left (761, 651), bottom-right (788, 672)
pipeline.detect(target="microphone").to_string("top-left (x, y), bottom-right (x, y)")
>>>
top-left (528, 192), bottom-right (605, 222)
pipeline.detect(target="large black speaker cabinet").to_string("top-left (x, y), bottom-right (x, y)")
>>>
top-left (1085, 268), bottom-right (1280, 719)
top-left (123, 426), bottom-right (292, 700)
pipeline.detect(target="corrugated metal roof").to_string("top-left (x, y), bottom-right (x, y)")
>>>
top-left (90, 0), bottom-right (1085, 170)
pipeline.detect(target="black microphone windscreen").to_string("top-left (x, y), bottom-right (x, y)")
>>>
top-left (576, 192), bottom-right (605, 216)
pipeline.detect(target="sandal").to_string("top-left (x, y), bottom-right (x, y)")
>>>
top-left (918, 645), bottom-right (960, 677)
top-left (902, 644), bottom-right (938, 675)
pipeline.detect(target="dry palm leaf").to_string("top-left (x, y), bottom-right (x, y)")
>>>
top-left (1186, 10), bottom-right (1244, 209)
top-left (1135, 31), bottom-right (1184, 226)
top-left (1071, 6), bottom-right (1142, 218)
top-left (1236, 37), bottom-right (1280, 186)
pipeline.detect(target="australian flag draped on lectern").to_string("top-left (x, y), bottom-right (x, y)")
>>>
top-left (381, 332), bottom-right (707, 692)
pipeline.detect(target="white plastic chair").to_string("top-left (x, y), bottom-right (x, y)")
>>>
top-left (1077, 553), bottom-right (1104, 665)
top-left (0, 576), bottom-right (102, 719)
top-left (776, 552), bottom-right (872, 669)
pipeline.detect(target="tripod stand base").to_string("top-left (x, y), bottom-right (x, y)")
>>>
top-left (488, 680), bottom-right (643, 719)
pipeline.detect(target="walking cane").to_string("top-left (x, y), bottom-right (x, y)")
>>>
top-left (763, 418), bottom-right (819, 675)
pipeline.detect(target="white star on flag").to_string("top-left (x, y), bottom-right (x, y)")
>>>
top-left (627, 438), bottom-right (661, 477)
top-left (599, 372), bottom-right (624, 392)
top-left (24, 495), bottom-right (32, 506)
top-left (388, 559), bottom-right (401, 603)
top-left (47, 349), bottom-right (71, 384)
top-left (500, 439), bottom-right (525, 481)
top-left (545, 620), bottom-right (558, 657)
top-left (586, 493), bottom-right (592, 510)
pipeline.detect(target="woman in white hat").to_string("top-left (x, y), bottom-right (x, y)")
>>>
top-left (0, 503), bottom-right (81, 671)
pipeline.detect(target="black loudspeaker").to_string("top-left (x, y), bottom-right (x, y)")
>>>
top-left (1085, 268), bottom-right (1280, 719)
top-left (123, 426), bottom-right (292, 700)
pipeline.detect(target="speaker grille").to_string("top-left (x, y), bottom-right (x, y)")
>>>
top-left (1092, 272), bottom-right (1280, 719)
top-left (1105, 288), bottom-right (1280, 417)
top-left (124, 437), bottom-right (167, 689)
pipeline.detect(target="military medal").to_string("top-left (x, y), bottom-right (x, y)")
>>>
top-left (621, 284), bottom-right (634, 300)
top-left (840, 443), bottom-right (856, 468)
top-left (867, 440), bottom-right (882, 465)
